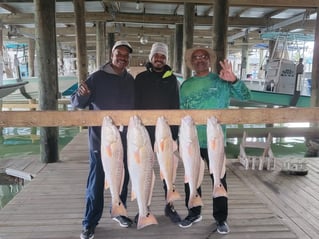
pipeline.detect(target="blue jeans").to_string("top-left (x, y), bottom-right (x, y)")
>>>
top-left (82, 148), bottom-right (130, 229)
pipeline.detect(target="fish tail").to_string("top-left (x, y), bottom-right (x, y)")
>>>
top-left (167, 189), bottom-right (181, 203)
top-left (212, 184), bottom-right (228, 198)
top-left (111, 200), bottom-right (127, 218)
top-left (137, 213), bottom-right (158, 230)
top-left (188, 194), bottom-right (203, 208)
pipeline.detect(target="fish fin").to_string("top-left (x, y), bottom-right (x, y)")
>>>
top-left (160, 139), bottom-right (165, 152)
top-left (131, 189), bottom-right (136, 201)
top-left (120, 167), bottom-right (125, 190)
top-left (184, 175), bottom-right (189, 184)
top-left (172, 153), bottom-right (179, 183)
top-left (187, 145), bottom-right (194, 155)
top-left (213, 184), bottom-right (228, 198)
top-left (174, 149), bottom-right (182, 161)
top-left (197, 159), bottom-right (205, 188)
top-left (137, 213), bottom-right (158, 230)
top-left (104, 145), bottom-right (112, 157)
top-left (147, 170), bottom-right (156, 206)
top-left (154, 142), bottom-right (158, 153)
top-left (111, 200), bottom-right (127, 218)
top-left (159, 170), bottom-right (164, 181)
top-left (221, 154), bottom-right (226, 178)
top-left (134, 151), bottom-right (141, 164)
top-left (104, 180), bottom-right (110, 190)
top-left (210, 138), bottom-right (217, 150)
top-left (173, 140), bottom-right (178, 152)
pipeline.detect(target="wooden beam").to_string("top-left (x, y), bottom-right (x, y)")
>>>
top-left (103, 0), bottom-right (319, 8)
top-left (1, 0), bottom-right (318, 7)
top-left (0, 3), bottom-right (21, 13)
top-left (0, 108), bottom-right (319, 127)
top-left (0, 12), bottom-right (297, 27)
top-left (73, 0), bottom-right (88, 84)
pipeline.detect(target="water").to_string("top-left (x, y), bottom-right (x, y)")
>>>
top-left (0, 126), bottom-right (79, 157)
top-left (0, 126), bottom-right (80, 209)
top-left (0, 173), bottom-right (22, 209)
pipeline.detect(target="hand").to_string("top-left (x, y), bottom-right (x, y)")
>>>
top-left (78, 82), bottom-right (91, 96)
top-left (219, 59), bottom-right (237, 83)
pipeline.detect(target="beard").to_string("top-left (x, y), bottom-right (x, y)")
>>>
top-left (153, 61), bottom-right (165, 71)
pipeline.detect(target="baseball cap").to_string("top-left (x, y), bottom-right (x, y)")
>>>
top-left (112, 40), bottom-right (133, 53)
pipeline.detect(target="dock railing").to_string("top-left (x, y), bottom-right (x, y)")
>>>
top-left (0, 108), bottom-right (319, 127)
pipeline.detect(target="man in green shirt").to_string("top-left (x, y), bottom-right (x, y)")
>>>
top-left (179, 46), bottom-right (251, 234)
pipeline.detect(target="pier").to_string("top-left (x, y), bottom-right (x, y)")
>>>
top-left (0, 129), bottom-right (318, 239)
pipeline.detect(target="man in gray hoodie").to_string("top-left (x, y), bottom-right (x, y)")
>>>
top-left (71, 41), bottom-right (135, 239)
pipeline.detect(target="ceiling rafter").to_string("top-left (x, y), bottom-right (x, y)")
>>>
top-left (0, 3), bottom-right (21, 14)
top-left (0, 0), bottom-right (317, 55)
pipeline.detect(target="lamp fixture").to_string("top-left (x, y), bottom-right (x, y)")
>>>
top-left (140, 35), bottom-right (148, 45)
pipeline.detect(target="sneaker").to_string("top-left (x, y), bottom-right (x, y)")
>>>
top-left (217, 221), bottom-right (230, 234)
top-left (178, 214), bottom-right (202, 228)
top-left (80, 227), bottom-right (95, 239)
top-left (112, 215), bottom-right (132, 228)
top-left (165, 203), bottom-right (181, 223)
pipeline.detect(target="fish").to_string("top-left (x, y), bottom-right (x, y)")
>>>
top-left (100, 116), bottom-right (127, 218)
top-left (179, 115), bottom-right (205, 209)
top-left (127, 115), bottom-right (158, 230)
top-left (154, 116), bottom-right (181, 203)
top-left (206, 116), bottom-right (227, 198)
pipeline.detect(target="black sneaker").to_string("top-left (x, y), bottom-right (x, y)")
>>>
top-left (165, 203), bottom-right (181, 223)
top-left (216, 221), bottom-right (230, 234)
top-left (80, 227), bottom-right (95, 239)
top-left (178, 214), bottom-right (202, 228)
top-left (112, 215), bottom-right (133, 228)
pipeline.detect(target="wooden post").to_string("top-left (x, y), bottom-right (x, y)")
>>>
top-left (57, 43), bottom-right (64, 76)
top-left (108, 32), bottom-right (115, 61)
top-left (34, 0), bottom-right (59, 163)
top-left (73, 0), bottom-right (88, 83)
top-left (169, 34), bottom-right (174, 68)
top-left (28, 38), bottom-right (35, 77)
top-left (96, 21), bottom-right (106, 69)
top-left (183, 3), bottom-right (194, 80)
top-left (240, 30), bottom-right (248, 80)
top-left (212, 0), bottom-right (229, 73)
top-left (305, 7), bottom-right (319, 157)
top-left (174, 23), bottom-right (183, 74)
top-left (311, 7), bottom-right (319, 108)
top-left (0, 21), bottom-right (3, 143)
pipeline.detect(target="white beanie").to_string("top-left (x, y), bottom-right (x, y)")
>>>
top-left (149, 42), bottom-right (168, 62)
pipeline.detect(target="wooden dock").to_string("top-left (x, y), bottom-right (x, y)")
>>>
top-left (0, 130), bottom-right (318, 239)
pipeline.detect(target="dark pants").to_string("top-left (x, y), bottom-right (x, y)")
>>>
top-left (184, 148), bottom-right (228, 223)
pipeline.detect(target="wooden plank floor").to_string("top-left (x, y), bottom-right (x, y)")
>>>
top-left (0, 130), bottom-right (318, 239)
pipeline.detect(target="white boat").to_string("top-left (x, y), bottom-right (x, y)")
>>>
top-left (0, 81), bottom-right (28, 99)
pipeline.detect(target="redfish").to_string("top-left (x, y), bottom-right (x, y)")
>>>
top-left (127, 115), bottom-right (158, 230)
top-left (101, 116), bottom-right (127, 218)
top-left (179, 115), bottom-right (205, 209)
top-left (207, 116), bottom-right (227, 198)
top-left (154, 116), bottom-right (181, 203)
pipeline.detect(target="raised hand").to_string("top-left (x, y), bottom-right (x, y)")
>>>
top-left (219, 59), bottom-right (237, 83)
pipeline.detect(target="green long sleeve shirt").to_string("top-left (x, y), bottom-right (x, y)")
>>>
top-left (180, 72), bottom-right (251, 148)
